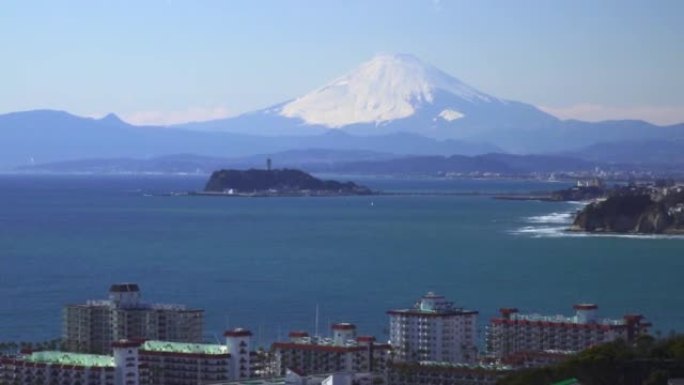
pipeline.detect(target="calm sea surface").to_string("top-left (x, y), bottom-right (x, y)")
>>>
top-left (1, 175), bottom-right (682, 348)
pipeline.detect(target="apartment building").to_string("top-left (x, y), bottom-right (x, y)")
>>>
top-left (486, 304), bottom-right (650, 361)
top-left (388, 292), bottom-right (478, 363)
top-left (63, 283), bottom-right (203, 354)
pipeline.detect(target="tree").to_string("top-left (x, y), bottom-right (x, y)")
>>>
top-left (643, 369), bottom-right (669, 385)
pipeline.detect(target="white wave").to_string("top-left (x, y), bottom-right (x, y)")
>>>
top-left (514, 202), bottom-right (684, 239)
top-left (511, 226), bottom-right (684, 240)
top-left (510, 226), bottom-right (568, 238)
top-left (526, 212), bottom-right (574, 224)
top-left (567, 200), bottom-right (592, 206)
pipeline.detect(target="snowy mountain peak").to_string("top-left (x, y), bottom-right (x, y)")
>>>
top-left (279, 53), bottom-right (497, 128)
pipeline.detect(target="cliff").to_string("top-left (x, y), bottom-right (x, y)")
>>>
top-left (203, 168), bottom-right (372, 196)
top-left (571, 189), bottom-right (684, 234)
top-left (550, 186), bottom-right (607, 201)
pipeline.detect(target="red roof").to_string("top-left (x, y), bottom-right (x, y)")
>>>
top-left (490, 318), bottom-right (626, 330)
top-left (499, 308), bottom-right (519, 315)
top-left (288, 367), bottom-right (307, 376)
top-left (224, 328), bottom-right (253, 337)
top-left (140, 350), bottom-right (231, 359)
top-left (272, 342), bottom-right (365, 353)
top-left (112, 340), bottom-right (143, 349)
top-left (387, 309), bottom-right (478, 317)
top-left (331, 323), bottom-right (356, 330)
top-left (288, 331), bottom-right (309, 338)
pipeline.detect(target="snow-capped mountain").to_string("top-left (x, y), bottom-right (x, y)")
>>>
top-left (279, 53), bottom-right (498, 127)
top-left (179, 53), bottom-right (559, 144)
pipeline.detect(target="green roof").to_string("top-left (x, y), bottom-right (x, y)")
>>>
top-left (218, 380), bottom-right (286, 385)
top-left (24, 351), bottom-right (115, 367)
top-left (141, 340), bottom-right (229, 355)
top-left (551, 379), bottom-right (580, 385)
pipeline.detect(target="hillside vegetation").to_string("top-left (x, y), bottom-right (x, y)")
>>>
top-left (498, 335), bottom-right (684, 385)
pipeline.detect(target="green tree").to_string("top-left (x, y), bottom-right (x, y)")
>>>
top-left (643, 369), bottom-right (669, 385)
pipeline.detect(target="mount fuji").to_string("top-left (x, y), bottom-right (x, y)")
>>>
top-left (180, 53), bottom-right (558, 142)
top-left (178, 53), bottom-right (684, 153)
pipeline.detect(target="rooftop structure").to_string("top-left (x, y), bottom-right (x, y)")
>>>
top-left (486, 304), bottom-right (651, 363)
top-left (388, 292), bottom-right (478, 364)
top-left (387, 291), bottom-right (477, 317)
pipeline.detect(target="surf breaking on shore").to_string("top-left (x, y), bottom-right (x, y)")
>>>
top-left (511, 202), bottom-right (684, 239)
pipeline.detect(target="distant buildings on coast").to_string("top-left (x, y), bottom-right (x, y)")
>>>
top-left (0, 284), bottom-right (651, 385)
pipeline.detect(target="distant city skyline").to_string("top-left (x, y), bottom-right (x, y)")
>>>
top-left (2, 0), bottom-right (683, 125)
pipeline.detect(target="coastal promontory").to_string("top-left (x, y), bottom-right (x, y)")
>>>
top-left (571, 186), bottom-right (684, 234)
top-left (202, 168), bottom-right (372, 196)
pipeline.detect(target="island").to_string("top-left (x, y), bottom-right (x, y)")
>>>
top-left (198, 168), bottom-right (373, 197)
top-left (570, 185), bottom-right (684, 234)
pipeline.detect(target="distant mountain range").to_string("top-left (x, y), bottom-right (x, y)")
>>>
top-left (0, 109), bottom-right (499, 169)
top-left (1, 53), bottom-right (683, 170)
top-left (15, 150), bottom-right (396, 174)
top-left (566, 139), bottom-right (684, 165)
top-left (15, 151), bottom-right (593, 175)
top-left (18, 148), bottom-right (684, 177)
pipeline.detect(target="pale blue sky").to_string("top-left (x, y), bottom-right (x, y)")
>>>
top-left (1, 0), bottom-right (683, 125)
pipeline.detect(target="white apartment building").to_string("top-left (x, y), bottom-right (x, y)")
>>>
top-left (486, 304), bottom-right (651, 361)
top-left (388, 292), bottom-right (478, 364)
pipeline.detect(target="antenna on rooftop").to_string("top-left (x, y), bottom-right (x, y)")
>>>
top-left (212, 333), bottom-right (221, 344)
top-left (315, 304), bottom-right (320, 337)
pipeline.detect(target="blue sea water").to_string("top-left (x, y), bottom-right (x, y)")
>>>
top-left (1, 174), bottom-right (683, 348)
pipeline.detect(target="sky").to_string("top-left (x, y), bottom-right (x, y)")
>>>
top-left (1, 0), bottom-right (683, 125)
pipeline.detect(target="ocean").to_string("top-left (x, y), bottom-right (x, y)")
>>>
top-left (1, 174), bottom-right (682, 348)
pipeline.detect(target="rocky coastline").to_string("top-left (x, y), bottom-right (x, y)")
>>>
top-left (570, 186), bottom-right (684, 234)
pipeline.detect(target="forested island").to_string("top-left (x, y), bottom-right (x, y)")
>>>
top-left (200, 168), bottom-right (373, 197)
